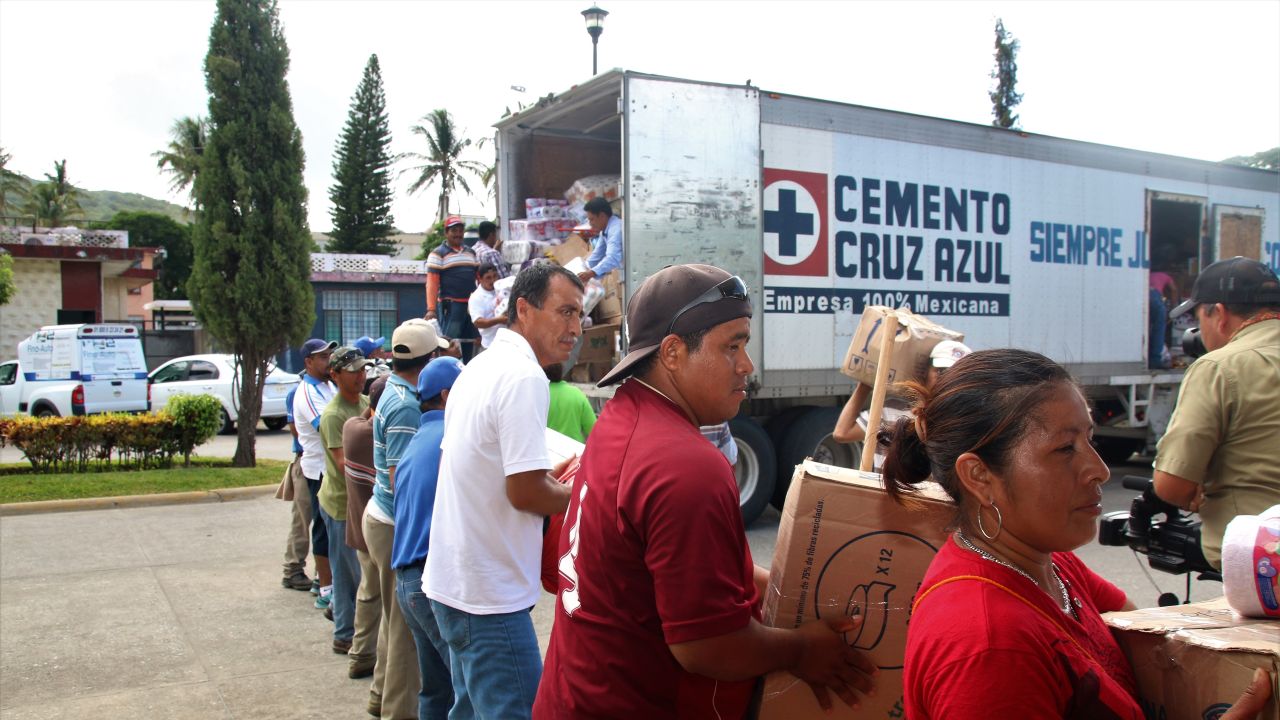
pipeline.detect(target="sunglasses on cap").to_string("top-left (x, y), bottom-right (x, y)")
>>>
top-left (666, 275), bottom-right (750, 336)
top-left (330, 348), bottom-right (364, 369)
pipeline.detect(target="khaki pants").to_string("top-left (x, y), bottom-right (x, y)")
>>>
top-left (363, 509), bottom-right (420, 720)
top-left (352, 548), bottom-right (381, 671)
top-left (282, 457), bottom-right (311, 576)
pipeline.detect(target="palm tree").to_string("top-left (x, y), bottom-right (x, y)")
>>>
top-left (153, 116), bottom-right (207, 205)
top-left (0, 147), bottom-right (31, 219)
top-left (402, 109), bottom-right (486, 226)
top-left (21, 159), bottom-right (83, 228)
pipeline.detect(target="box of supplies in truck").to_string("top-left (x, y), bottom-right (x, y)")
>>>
top-left (494, 70), bottom-right (1280, 525)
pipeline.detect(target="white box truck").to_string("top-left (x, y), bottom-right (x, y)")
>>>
top-left (494, 71), bottom-right (1280, 524)
top-left (1, 324), bottom-right (149, 417)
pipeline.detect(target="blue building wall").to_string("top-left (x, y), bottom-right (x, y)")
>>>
top-left (277, 278), bottom-right (426, 373)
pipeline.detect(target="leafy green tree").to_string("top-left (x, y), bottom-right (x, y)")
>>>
top-left (105, 211), bottom-right (193, 299)
top-left (403, 109), bottom-right (486, 227)
top-left (413, 220), bottom-right (446, 260)
top-left (1222, 146), bottom-right (1279, 170)
top-left (153, 116), bottom-right (208, 206)
top-left (0, 148), bottom-right (31, 218)
top-left (327, 54), bottom-right (397, 255)
top-left (0, 252), bottom-right (14, 306)
top-left (990, 19), bottom-right (1023, 130)
top-left (21, 160), bottom-right (83, 228)
top-left (189, 0), bottom-right (314, 467)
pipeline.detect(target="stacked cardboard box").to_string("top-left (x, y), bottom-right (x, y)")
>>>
top-left (841, 306), bottom-right (964, 392)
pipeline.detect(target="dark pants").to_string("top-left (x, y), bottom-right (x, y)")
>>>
top-left (306, 476), bottom-right (328, 558)
top-left (440, 299), bottom-right (479, 363)
top-left (1149, 287), bottom-right (1168, 369)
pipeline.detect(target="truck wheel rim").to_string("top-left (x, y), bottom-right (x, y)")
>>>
top-left (734, 443), bottom-right (759, 506)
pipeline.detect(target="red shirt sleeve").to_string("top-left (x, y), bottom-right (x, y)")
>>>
top-left (622, 447), bottom-right (757, 645)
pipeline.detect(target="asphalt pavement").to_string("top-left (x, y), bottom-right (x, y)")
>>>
top-left (0, 427), bottom-right (1220, 718)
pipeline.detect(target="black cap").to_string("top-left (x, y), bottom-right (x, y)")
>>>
top-left (1170, 256), bottom-right (1280, 318)
top-left (596, 264), bottom-right (752, 387)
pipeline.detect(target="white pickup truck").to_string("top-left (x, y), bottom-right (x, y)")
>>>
top-left (1, 324), bottom-right (149, 417)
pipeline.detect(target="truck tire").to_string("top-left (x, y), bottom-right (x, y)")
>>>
top-left (33, 404), bottom-right (59, 418)
top-left (729, 417), bottom-right (776, 527)
top-left (765, 406), bottom-right (812, 507)
top-left (773, 407), bottom-right (857, 508)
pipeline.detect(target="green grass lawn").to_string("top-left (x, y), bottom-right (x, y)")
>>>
top-left (0, 457), bottom-right (288, 504)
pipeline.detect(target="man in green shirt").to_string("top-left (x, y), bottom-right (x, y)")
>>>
top-left (545, 362), bottom-right (596, 442)
top-left (1154, 257), bottom-right (1280, 569)
top-left (318, 346), bottom-right (372, 653)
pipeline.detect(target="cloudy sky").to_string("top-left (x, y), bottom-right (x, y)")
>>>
top-left (2, 0), bottom-right (1277, 234)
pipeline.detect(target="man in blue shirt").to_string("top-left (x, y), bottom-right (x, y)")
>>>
top-left (281, 373), bottom-right (313, 591)
top-left (393, 356), bottom-right (470, 720)
top-left (366, 319), bottom-right (450, 719)
top-left (577, 197), bottom-right (623, 284)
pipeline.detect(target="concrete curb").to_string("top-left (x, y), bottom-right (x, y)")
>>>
top-left (0, 483), bottom-right (278, 517)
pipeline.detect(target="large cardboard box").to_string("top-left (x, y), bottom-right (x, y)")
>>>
top-left (840, 306), bottom-right (963, 391)
top-left (593, 271), bottom-right (623, 322)
top-left (577, 323), bottom-right (619, 365)
top-left (1103, 599), bottom-right (1279, 720)
top-left (757, 461), bottom-right (954, 719)
top-left (549, 233), bottom-right (591, 266)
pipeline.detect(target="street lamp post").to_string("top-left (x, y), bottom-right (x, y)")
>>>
top-left (581, 5), bottom-right (608, 75)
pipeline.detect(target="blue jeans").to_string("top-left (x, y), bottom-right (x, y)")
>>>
top-left (396, 565), bottom-right (467, 720)
top-left (429, 600), bottom-right (540, 720)
top-left (320, 506), bottom-right (358, 642)
top-left (1149, 287), bottom-right (1168, 368)
top-left (439, 299), bottom-right (479, 363)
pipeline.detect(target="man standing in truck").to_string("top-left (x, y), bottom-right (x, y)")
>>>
top-left (576, 197), bottom-right (623, 284)
top-left (425, 216), bottom-right (480, 362)
top-left (1153, 256), bottom-right (1280, 570)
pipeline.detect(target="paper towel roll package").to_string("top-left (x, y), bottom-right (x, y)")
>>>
top-left (1222, 504), bottom-right (1280, 619)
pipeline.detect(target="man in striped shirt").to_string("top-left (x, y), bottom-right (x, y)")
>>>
top-left (473, 220), bottom-right (511, 279)
top-left (365, 319), bottom-right (450, 720)
top-left (426, 216), bottom-right (480, 362)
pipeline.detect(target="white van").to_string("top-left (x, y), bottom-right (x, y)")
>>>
top-left (1, 324), bottom-right (149, 417)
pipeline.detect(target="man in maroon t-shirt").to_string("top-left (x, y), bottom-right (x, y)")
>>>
top-left (534, 264), bottom-right (877, 720)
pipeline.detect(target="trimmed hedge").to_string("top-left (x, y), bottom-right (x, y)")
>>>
top-left (0, 393), bottom-right (224, 473)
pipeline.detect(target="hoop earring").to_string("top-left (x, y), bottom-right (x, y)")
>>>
top-left (977, 502), bottom-right (1003, 541)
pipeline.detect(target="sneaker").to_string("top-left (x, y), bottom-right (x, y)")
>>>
top-left (324, 606), bottom-right (333, 622)
top-left (332, 637), bottom-right (353, 654)
top-left (348, 653), bottom-right (376, 679)
top-left (367, 692), bottom-right (381, 718)
top-left (314, 586), bottom-right (332, 610)
top-left (281, 572), bottom-right (311, 591)
top-left (310, 579), bottom-right (320, 596)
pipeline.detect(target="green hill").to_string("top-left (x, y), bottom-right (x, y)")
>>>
top-left (4, 174), bottom-right (191, 225)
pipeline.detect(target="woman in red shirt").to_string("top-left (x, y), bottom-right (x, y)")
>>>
top-left (880, 349), bottom-right (1272, 720)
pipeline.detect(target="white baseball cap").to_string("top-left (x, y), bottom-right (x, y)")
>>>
top-left (930, 340), bottom-right (973, 368)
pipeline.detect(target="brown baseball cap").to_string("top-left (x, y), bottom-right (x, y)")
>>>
top-left (596, 264), bottom-right (752, 387)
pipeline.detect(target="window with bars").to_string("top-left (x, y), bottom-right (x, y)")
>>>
top-left (322, 290), bottom-right (396, 349)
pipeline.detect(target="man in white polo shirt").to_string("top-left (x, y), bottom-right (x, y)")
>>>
top-left (426, 263), bottom-right (584, 719)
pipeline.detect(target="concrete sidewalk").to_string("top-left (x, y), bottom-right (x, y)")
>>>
top-left (0, 495), bottom-right (558, 719)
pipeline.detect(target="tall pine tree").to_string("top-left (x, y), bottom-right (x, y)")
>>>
top-left (189, 0), bottom-right (314, 467)
top-left (990, 18), bottom-right (1023, 129)
top-left (327, 54), bottom-right (397, 254)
